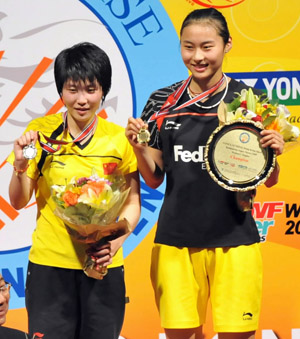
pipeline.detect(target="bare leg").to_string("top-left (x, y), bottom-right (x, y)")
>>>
top-left (218, 331), bottom-right (255, 339)
top-left (165, 326), bottom-right (204, 339)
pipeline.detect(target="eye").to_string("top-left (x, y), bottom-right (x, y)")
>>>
top-left (68, 87), bottom-right (77, 93)
top-left (183, 44), bottom-right (194, 50)
top-left (87, 87), bottom-right (96, 93)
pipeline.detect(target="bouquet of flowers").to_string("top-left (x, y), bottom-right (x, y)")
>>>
top-left (52, 167), bottom-right (131, 279)
top-left (218, 87), bottom-right (300, 145)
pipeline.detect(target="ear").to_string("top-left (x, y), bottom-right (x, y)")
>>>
top-left (225, 37), bottom-right (232, 53)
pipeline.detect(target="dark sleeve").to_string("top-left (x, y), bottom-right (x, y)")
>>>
top-left (226, 78), bottom-right (265, 102)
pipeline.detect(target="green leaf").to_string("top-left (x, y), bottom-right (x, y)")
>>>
top-left (227, 97), bottom-right (241, 112)
top-left (261, 108), bottom-right (273, 120)
top-left (262, 115), bottom-right (276, 128)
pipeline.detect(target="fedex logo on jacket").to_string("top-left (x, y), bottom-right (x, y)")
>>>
top-left (174, 145), bottom-right (205, 163)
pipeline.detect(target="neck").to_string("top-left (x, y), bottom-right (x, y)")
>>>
top-left (66, 114), bottom-right (97, 140)
top-left (189, 73), bottom-right (225, 96)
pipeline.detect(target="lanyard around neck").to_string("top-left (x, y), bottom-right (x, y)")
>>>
top-left (149, 74), bottom-right (226, 128)
top-left (38, 112), bottom-right (97, 154)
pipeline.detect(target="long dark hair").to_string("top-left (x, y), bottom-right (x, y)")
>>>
top-left (180, 8), bottom-right (230, 44)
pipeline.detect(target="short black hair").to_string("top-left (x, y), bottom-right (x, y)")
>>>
top-left (54, 42), bottom-right (112, 101)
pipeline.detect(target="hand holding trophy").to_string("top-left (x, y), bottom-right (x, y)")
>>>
top-left (205, 88), bottom-right (299, 211)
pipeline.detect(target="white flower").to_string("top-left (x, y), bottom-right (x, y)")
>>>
top-left (276, 104), bottom-right (291, 118)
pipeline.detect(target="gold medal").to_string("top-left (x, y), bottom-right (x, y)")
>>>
top-left (137, 128), bottom-right (150, 144)
top-left (23, 142), bottom-right (37, 159)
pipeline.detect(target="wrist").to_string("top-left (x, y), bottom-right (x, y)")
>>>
top-left (13, 161), bottom-right (29, 176)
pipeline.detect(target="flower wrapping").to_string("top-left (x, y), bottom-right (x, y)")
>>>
top-left (51, 167), bottom-right (131, 279)
top-left (218, 88), bottom-right (300, 146)
top-left (52, 168), bottom-right (131, 244)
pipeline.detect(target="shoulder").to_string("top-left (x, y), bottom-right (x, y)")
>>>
top-left (97, 117), bottom-right (124, 135)
top-left (148, 80), bottom-right (184, 105)
top-left (147, 80), bottom-right (185, 101)
top-left (141, 80), bottom-right (184, 120)
top-left (225, 78), bottom-right (264, 103)
top-left (228, 78), bottom-right (263, 96)
top-left (96, 118), bottom-right (129, 148)
top-left (27, 112), bottom-right (64, 132)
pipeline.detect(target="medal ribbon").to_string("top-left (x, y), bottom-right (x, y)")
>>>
top-left (149, 74), bottom-right (225, 129)
top-left (38, 112), bottom-right (97, 154)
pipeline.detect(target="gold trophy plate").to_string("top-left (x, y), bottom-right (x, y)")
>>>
top-left (204, 120), bottom-right (276, 191)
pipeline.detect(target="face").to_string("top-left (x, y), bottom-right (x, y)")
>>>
top-left (0, 276), bottom-right (10, 325)
top-left (61, 79), bottom-right (103, 130)
top-left (180, 22), bottom-right (232, 89)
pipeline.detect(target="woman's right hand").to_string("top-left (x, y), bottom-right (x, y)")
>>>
top-left (125, 117), bottom-right (149, 149)
top-left (13, 130), bottom-right (38, 164)
top-left (10, 130), bottom-right (38, 209)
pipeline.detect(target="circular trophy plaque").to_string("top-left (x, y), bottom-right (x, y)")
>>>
top-left (204, 120), bottom-right (276, 191)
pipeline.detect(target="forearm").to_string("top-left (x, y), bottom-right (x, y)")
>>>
top-left (264, 160), bottom-right (280, 188)
top-left (9, 161), bottom-right (34, 209)
top-left (111, 170), bottom-right (141, 254)
top-left (134, 147), bottom-right (164, 189)
top-left (112, 202), bottom-right (141, 250)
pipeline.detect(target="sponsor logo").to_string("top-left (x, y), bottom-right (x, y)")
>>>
top-left (228, 71), bottom-right (300, 107)
top-left (165, 120), bottom-right (181, 130)
top-left (243, 312), bottom-right (253, 320)
top-left (252, 201), bottom-right (284, 242)
top-left (174, 145), bottom-right (205, 163)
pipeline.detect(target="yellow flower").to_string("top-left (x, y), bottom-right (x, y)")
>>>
top-left (225, 88), bottom-right (300, 142)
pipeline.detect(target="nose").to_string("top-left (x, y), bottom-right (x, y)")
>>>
top-left (77, 91), bottom-right (88, 105)
top-left (193, 48), bottom-right (204, 62)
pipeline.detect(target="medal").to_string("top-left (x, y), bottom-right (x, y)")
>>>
top-left (137, 128), bottom-right (150, 144)
top-left (23, 142), bottom-right (37, 159)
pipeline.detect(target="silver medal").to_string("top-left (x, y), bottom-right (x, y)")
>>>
top-left (23, 142), bottom-right (37, 159)
top-left (137, 128), bottom-right (150, 144)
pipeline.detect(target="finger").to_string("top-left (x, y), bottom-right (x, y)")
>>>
top-left (260, 131), bottom-right (284, 146)
top-left (91, 253), bottom-right (112, 266)
top-left (96, 253), bottom-right (112, 265)
top-left (87, 243), bottom-right (111, 255)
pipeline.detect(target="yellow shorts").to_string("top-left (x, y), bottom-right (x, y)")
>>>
top-left (150, 243), bottom-right (262, 332)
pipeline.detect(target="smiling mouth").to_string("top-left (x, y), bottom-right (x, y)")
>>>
top-left (193, 63), bottom-right (208, 69)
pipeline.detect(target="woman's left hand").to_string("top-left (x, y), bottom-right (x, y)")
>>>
top-left (87, 241), bottom-right (112, 267)
top-left (260, 129), bottom-right (284, 156)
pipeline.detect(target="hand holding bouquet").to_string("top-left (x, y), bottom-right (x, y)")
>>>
top-left (52, 167), bottom-right (131, 279)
